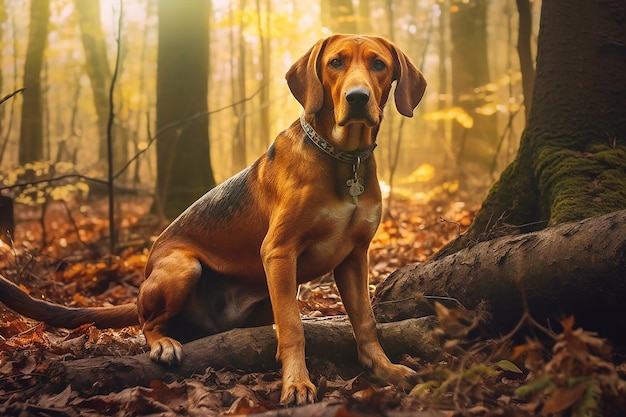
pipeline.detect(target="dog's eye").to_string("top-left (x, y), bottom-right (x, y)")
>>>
top-left (329, 58), bottom-right (343, 69)
top-left (372, 59), bottom-right (386, 71)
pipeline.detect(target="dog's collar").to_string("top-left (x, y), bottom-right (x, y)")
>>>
top-left (299, 115), bottom-right (377, 164)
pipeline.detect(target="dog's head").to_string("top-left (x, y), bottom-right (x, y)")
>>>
top-left (286, 34), bottom-right (427, 127)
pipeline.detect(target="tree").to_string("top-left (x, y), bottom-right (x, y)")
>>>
top-left (461, 0), bottom-right (626, 243)
top-left (18, 0), bottom-right (50, 165)
top-left (321, 0), bottom-right (357, 33)
top-left (155, 0), bottom-right (215, 219)
top-left (254, 0), bottom-right (272, 149)
top-left (0, 0), bottom-right (6, 145)
top-left (515, 0), bottom-right (534, 122)
top-left (377, 0), bottom-right (626, 342)
top-left (229, 0), bottom-right (248, 173)
top-left (449, 0), bottom-right (498, 169)
top-left (74, 0), bottom-right (111, 165)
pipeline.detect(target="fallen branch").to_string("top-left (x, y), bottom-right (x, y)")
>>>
top-left (374, 209), bottom-right (626, 343)
top-left (43, 316), bottom-right (440, 395)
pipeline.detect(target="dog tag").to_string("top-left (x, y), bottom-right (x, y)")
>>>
top-left (347, 177), bottom-right (364, 204)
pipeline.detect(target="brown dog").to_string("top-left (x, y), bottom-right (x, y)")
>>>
top-left (0, 34), bottom-right (426, 405)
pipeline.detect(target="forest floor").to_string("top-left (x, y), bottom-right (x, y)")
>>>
top-left (0, 188), bottom-right (625, 416)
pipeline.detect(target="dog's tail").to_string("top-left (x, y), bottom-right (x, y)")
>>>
top-left (0, 274), bottom-right (139, 329)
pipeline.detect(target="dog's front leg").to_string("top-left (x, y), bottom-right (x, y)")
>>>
top-left (261, 241), bottom-right (317, 405)
top-left (334, 246), bottom-right (416, 389)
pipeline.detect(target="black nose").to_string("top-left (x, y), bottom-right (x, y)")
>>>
top-left (346, 87), bottom-right (370, 106)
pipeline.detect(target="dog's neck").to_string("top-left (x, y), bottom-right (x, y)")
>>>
top-left (300, 115), bottom-right (377, 165)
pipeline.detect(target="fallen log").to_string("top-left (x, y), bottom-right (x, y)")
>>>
top-left (43, 316), bottom-right (440, 395)
top-left (374, 209), bottom-right (626, 344)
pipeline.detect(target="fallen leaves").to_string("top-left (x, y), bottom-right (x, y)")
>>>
top-left (514, 316), bottom-right (626, 416)
top-left (2, 193), bottom-right (626, 416)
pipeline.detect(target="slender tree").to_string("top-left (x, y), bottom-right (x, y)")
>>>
top-left (229, 0), bottom-right (247, 173)
top-left (0, 0), bottom-right (5, 139)
top-left (515, 0), bottom-right (534, 122)
top-left (155, 0), bottom-right (215, 219)
top-left (18, 0), bottom-right (50, 165)
top-left (255, 0), bottom-right (271, 150)
top-left (74, 0), bottom-right (111, 164)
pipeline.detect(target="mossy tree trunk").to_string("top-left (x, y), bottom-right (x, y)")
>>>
top-left (448, 0), bottom-right (626, 253)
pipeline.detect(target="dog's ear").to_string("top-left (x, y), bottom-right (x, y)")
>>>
top-left (389, 44), bottom-right (427, 118)
top-left (285, 37), bottom-right (331, 115)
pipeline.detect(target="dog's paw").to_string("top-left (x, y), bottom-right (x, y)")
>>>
top-left (149, 337), bottom-right (183, 366)
top-left (279, 379), bottom-right (317, 405)
top-left (370, 361), bottom-right (417, 390)
top-left (387, 363), bottom-right (417, 389)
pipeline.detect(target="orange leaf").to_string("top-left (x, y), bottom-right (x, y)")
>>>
top-left (541, 381), bottom-right (588, 414)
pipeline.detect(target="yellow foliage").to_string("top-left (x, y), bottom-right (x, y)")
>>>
top-left (401, 164), bottom-right (436, 184)
top-left (422, 107), bottom-right (474, 129)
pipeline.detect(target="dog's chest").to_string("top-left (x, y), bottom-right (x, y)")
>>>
top-left (298, 200), bottom-right (381, 276)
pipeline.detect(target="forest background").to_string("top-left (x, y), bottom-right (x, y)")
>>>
top-left (0, 0), bottom-right (534, 231)
top-left (11, 0), bottom-right (623, 416)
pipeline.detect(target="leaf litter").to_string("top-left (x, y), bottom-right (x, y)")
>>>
top-left (1, 193), bottom-right (625, 416)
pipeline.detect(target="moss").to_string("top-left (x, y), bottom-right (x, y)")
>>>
top-left (534, 141), bottom-right (626, 224)
top-left (440, 132), bottom-right (625, 257)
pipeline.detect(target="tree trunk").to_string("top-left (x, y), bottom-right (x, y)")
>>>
top-left (375, 209), bottom-right (626, 344)
top-left (18, 0), bottom-right (50, 165)
top-left (74, 0), bottom-right (111, 165)
top-left (321, 0), bottom-right (357, 33)
top-left (155, 0), bottom-right (215, 219)
top-left (449, 0), bottom-right (498, 170)
top-left (230, 0), bottom-right (248, 173)
top-left (40, 316), bottom-right (439, 395)
top-left (515, 0), bottom-right (534, 122)
top-left (0, 0), bottom-right (5, 145)
top-left (356, 0), bottom-right (373, 34)
top-left (255, 0), bottom-right (271, 150)
top-left (447, 0), bottom-right (626, 252)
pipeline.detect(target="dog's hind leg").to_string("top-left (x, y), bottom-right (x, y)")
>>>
top-left (138, 248), bottom-right (202, 366)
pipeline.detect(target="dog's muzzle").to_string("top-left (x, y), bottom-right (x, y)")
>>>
top-left (344, 87), bottom-right (376, 125)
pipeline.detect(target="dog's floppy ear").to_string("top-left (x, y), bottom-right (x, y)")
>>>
top-left (285, 37), bottom-right (331, 115)
top-left (389, 44), bottom-right (427, 118)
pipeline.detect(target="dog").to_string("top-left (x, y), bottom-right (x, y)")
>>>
top-left (0, 34), bottom-right (426, 405)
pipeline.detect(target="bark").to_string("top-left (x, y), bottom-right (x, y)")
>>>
top-left (18, 0), bottom-right (50, 164)
top-left (374, 209), bottom-right (626, 344)
top-left (42, 316), bottom-right (440, 395)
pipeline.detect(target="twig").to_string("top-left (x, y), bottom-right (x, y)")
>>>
top-left (0, 173), bottom-right (107, 192)
top-left (106, 1), bottom-right (123, 255)
top-left (61, 200), bottom-right (88, 248)
top-left (0, 87), bottom-right (25, 106)
top-left (439, 216), bottom-right (462, 238)
top-left (113, 82), bottom-right (268, 181)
